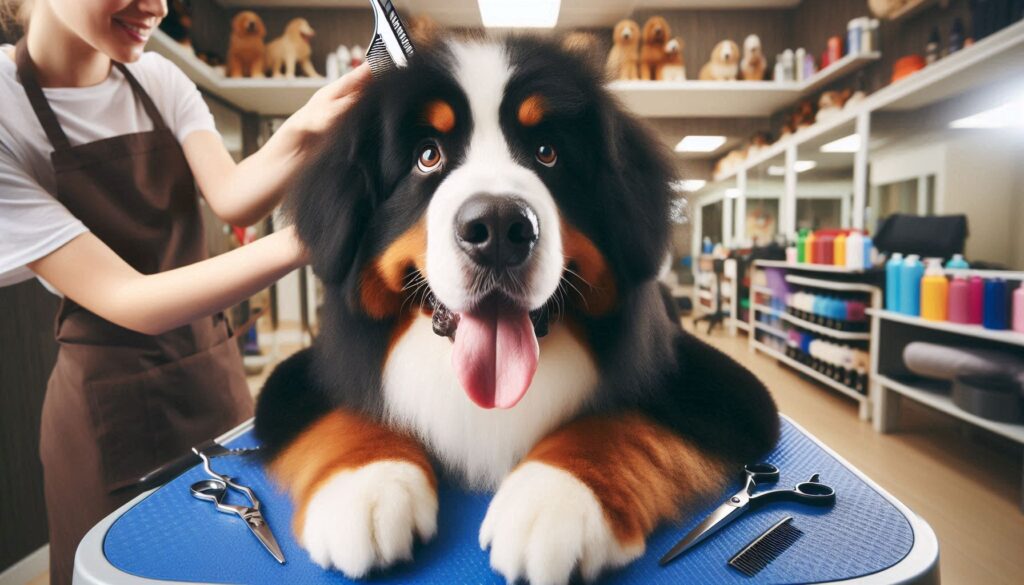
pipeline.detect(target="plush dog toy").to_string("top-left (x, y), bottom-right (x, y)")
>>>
top-left (227, 11), bottom-right (266, 78)
top-left (740, 34), bottom-right (766, 81)
top-left (266, 17), bottom-right (321, 78)
top-left (699, 39), bottom-right (740, 81)
top-left (660, 37), bottom-right (686, 81)
top-left (606, 19), bottom-right (641, 80)
top-left (639, 16), bottom-right (671, 80)
top-left (816, 88), bottom-right (853, 122)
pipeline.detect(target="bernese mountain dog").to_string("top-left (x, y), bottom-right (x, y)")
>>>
top-left (254, 34), bottom-right (779, 584)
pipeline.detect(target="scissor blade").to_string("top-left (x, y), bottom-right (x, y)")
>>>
top-left (246, 514), bottom-right (286, 564)
top-left (659, 501), bottom-right (745, 566)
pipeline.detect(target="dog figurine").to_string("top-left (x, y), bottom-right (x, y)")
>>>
top-left (639, 16), bottom-right (671, 80)
top-left (817, 89), bottom-right (853, 122)
top-left (740, 34), bottom-right (766, 81)
top-left (266, 17), bottom-right (321, 78)
top-left (699, 39), bottom-right (740, 81)
top-left (606, 19), bottom-right (641, 80)
top-left (254, 35), bottom-right (778, 585)
top-left (227, 11), bottom-right (266, 78)
top-left (660, 37), bottom-right (686, 81)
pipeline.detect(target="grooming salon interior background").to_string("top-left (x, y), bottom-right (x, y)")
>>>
top-left (2, 0), bottom-right (1024, 584)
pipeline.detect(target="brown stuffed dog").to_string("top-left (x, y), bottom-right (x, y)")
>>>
top-left (227, 11), bottom-right (266, 78)
top-left (699, 40), bottom-right (740, 81)
top-left (606, 19), bottom-right (641, 80)
top-left (659, 37), bottom-right (686, 81)
top-left (266, 17), bottom-right (321, 78)
top-left (639, 16), bottom-right (671, 80)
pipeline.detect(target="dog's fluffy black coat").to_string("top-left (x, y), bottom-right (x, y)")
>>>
top-left (255, 36), bottom-right (778, 476)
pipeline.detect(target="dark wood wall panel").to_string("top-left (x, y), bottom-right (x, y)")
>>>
top-left (0, 280), bottom-right (59, 570)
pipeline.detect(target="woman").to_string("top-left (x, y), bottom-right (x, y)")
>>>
top-left (0, 1), bottom-right (370, 582)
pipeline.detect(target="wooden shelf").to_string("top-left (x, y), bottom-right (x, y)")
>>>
top-left (608, 52), bottom-right (879, 118)
top-left (146, 29), bottom-right (327, 116)
top-left (752, 340), bottom-right (868, 403)
top-left (868, 309), bottom-right (1024, 348)
top-left (781, 312), bottom-right (871, 340)
top-left (877, 375), bottom-right (1024, 444)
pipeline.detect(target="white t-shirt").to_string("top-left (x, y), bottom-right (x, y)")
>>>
top-left (0, 47), bottom-right (217, 288)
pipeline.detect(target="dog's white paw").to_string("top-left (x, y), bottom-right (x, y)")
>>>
top-left (300, 461), bottom-right (437, 578)
top-left (480, 462), bottom-right (643, 585)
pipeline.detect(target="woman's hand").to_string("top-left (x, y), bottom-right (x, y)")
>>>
top-left (274, 63), bottom-right (373, 152)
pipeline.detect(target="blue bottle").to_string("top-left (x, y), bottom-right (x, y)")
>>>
top-left (861, 235), bottom-right (874, 268)
top-left (945, 254), bottom-right (969, 269)
top-left (900, 255), bottom-right (924, 316)
top-left (886, 253), bottom-right (904, 311)
top-left (983, 278), bottom-right (1009, 330)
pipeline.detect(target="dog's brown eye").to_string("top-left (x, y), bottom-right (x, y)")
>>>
top-left (536, 145), bottom-right (557, 167)
top-left (417, 144), bottom-right (443, 173)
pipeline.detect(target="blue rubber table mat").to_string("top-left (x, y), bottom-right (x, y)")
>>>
top-left (104, 418), bottom-right (914, 584)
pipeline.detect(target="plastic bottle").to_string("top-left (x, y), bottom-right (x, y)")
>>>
top-left (834, 233), bottom-right (847, 266)
top-left (862, 235), bottom-right (874, 268)
top-left (945, 254), bottom-right (969, 269)
top-left (846, 231), bottom-right (864, 270)
top-left (920, 259), bottom-right (948, 321)
top-left (967, 276), bottom-right (985, 324)
top-left (947, 275), bottom-right (970, 324)
top-left (805, 231), bottom-right (816, 264)
top-left (796, 229), bottom-right (808, 263)
top-left (900, 255), bottom-right (924, 316)
top-left (983, 279), bottom-right (1008, 330)
top-left (1013, 285), bottom-right (1024, 333)
top-left (885, 253), bottom-right (904, 311)
top-left (815, 233), bottom-right (833, 265)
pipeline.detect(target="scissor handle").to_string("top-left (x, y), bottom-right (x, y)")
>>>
top-left (751, 474), bottom-right (837, 507)
top-left (195, 448), bottom-right (262, 511)
top-left (744, 462), bottom-right (780, 483)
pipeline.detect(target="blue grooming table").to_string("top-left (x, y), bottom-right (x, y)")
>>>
top-left (74, 416), bottom-right (938, 584)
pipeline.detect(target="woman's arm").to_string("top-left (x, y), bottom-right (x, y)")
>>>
top-left (28, 228), bottom-right (306, 336)
top-left (184, 65), bottom-right (371, 227)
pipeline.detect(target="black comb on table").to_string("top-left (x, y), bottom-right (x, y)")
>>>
top-left (728, 516), bottom-right (804, 577)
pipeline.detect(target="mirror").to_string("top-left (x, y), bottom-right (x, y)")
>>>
top-left (796, 122), bottom-right (856, 232)
top-left (744, 153), bottom-right (785, 246)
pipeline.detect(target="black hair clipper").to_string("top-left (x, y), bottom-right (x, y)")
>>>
top-left (366, 0), bottom-right (415, 77)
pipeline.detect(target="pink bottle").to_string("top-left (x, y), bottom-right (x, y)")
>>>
top-left (947, 275), bottom-right (970, 324)
top-left (967, 276), bottom-right (984, 325)
top-left (1014, 284), bottom-right (1024, 332)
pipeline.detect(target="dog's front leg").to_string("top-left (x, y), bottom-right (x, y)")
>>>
top-left (480, 413), bottom-right (726, 585)
top-left (268, 410), bottom-right (437, 578)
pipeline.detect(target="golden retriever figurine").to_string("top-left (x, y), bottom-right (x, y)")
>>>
top-left (659, 37), bottom-right (686, 81)
top-left (639, 16), bottom-right (671, 80)
top-left (740, 34), bottom-right (766, 81)
top-left (266, 17), bottom-right (321, 78)
top-left (606, 19), bottom-right (640, 80)
top-left (227, 11), bottom-right (266, 78)
top-left (699, 39), bottom-right (740, 81)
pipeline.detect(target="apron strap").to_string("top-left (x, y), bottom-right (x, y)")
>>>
top-left (114, 62), bottom-right (170, 131)
top-left (14, 40), bottom-right (72, 151)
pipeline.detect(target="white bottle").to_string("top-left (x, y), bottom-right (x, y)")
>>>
top-left (845, 231), bottom-right (864, 270)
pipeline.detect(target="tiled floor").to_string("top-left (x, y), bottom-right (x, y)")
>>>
top-left (23, 322), bottom-right (1024, 584)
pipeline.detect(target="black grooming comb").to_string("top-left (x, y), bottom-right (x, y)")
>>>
top-left (728, 516), bottom-right (804, 577)
top-left (366, 0), bottom-right (415, 77)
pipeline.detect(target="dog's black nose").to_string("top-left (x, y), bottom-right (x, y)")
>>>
top-left (455, 195), bottom-right (539, 269)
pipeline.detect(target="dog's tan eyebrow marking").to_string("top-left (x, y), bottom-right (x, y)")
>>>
top-left (518, 94), bottom-right (546, 127)
top-left (423, 100), bottom-right (456, 134)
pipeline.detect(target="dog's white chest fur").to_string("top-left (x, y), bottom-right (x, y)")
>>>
top-left (382, 315), bottom-right (598, 489)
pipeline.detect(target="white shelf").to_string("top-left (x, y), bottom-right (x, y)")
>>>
top-left (786, 274), bottom-right (880, 293)
top-left (608, 52), bottom-right (879, 118)
top-left (781, 312), bottom-right (871, 341)
top-left (753, 303), bottom-right (781, 317)
top-left (734, 319), bottom-right (751, 332)
top-left (876, 375), bottom-right (1024, 444)
top-left (751, 285), bottom-right (774, 296)
top-left (146, 29), bottom-right (327, 116)
top-left (755, 259), bottom-right (872, 274)
top-left (868, 309), bottom-right (1024, 348)
top-left (752, 340), bottom-right (868, 403)
top-left (753, 322), bottom-right (787, 338)
top-left (712, 19), bottom-right (1024, 182)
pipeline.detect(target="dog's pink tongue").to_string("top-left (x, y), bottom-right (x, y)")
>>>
top-left (451, 298), bottom-right (539, 409)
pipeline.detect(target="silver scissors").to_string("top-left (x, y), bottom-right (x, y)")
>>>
top-left (189, 448), bottom-right (286, 564)
top-left (659, 462), bottom-right (835, 566)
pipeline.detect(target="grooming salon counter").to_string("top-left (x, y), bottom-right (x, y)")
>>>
top-left (74, 416), bottom-right (939, 584)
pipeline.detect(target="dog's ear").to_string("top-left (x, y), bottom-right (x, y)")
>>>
top-left (286, 97), bottom-right (380, 286)
top-left (596, 103), bottom-right (674, 284)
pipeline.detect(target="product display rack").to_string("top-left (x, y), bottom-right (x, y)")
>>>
top-left (749, 261), bottom-right (883, 420)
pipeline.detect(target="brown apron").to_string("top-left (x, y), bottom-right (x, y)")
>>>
top-left (15, 42), bottom-right (254, 585)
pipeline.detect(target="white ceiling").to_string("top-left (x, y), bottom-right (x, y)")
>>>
top-left (218, 1), bottom-right (803, 28)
